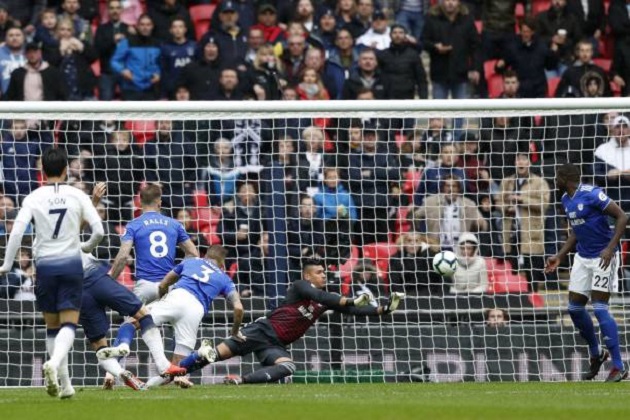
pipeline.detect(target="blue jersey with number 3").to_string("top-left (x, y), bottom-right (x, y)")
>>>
top-left (172, 258), bottom-right (236, 312)
top-left (561, 184), bottom-right (615, 258)
top-left (122, 211), bottom-right (190, 282)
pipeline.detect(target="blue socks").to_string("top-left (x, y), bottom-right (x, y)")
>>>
top-left (593, 301), bottom-right (623, 370)
top-left (179, 351), bottom-right (209, 373)
top-left (138, 315), bottom-right (156, 333)
top-left (568, 302), bottom-right (600, 358)
top-left (114, 322), bottom-right (136, 348)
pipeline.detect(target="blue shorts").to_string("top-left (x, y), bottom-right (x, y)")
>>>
top-left (35, 256), bottom-right (84, 313)
top-left (79, 266), bottom-right (143, 342)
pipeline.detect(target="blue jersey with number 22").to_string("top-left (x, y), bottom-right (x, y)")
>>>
top-left (172, 258), bottom-right (236, 313)
top-left (561, 184), bottom-right (615, 259)
top-left (122, 211), bottom-right (190, 282)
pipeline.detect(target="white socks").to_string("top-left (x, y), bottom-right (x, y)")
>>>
top-left (47, 332), bottom-right (72, 389)
top-left (142, 328), bottom-right (171, 373)
top-left (98, 358), bottom-right (124, 378)
top-left (49, 325), bottom-right (76, 369)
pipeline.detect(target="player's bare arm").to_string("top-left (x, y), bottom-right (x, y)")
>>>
top-left (600, 201), bottom-right (629, 270)
top-left (108, 241), bottom-right (133, 279)
top-left (545, 231), bottom-right (578, 273)
top-left (178, 239), bottom-right (200, 258)
top-left (227, 291), bottom-right (245, 341)
top-left (158, 270), bottom-right (180, 297)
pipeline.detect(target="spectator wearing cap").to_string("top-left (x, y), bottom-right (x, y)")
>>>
top-left (251, 3), bottom-right (286, 45)
top-left (356, 10), bottom-right (391, 51)
top-left (5, 41), bottom-right (68, 101)
top-left (58, 0), bottom-right (92, 44)
top-left (342, 48), bottom-right (386, 99)
top-left (0, 27), bottom-right (25, 96)
top-left (310, 7), bottom-right (338, 53)
top-left (348, 120), bottom-right (401, 245)
top-left (495, 151), bottom-right (550, 292)
top-left (0, 2), bottom-right (19, 41)
top-left (201, 0), bottom-right (248, 65)
top-left (210, 0), bottom-right (256, 33)
top-left (160, 16), bottom-right (197, 99)
top-left (148, 0), bottom-right (195, 43)
top-left (593, 115), bottom-right (630, 211)
top-left (3, 0), bottom-right (44, 37)
top-left (178, 37), bottom-right (222, 100)
top-left (423, 0), bottom-right (481, 100)
top-left (378, 24), bottom-right (428, 100)
top-left (394, 0), bottom-right (426, 47)
top-left (110, 13), bottom-right (161, 101)
top-left (1, 119), bottom-right (52, 200)
top-left (94, 0), bottom-right (129, 101)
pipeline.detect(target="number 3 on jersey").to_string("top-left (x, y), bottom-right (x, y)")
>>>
top-left (192, 264), bottom-right (216, 283)
top-left (149, 231), bottom-right (169, 258)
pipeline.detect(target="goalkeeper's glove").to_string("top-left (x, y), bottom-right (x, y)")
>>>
top-left (383, 292), bottom-right (405, 314)
top-left (351, 293), bottom-right (371, 307)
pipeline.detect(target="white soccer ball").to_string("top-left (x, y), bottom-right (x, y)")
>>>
top-left (432, 251), bottom-right (458, 277)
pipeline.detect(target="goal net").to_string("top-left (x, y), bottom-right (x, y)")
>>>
top-left (1, 98), bottom-right (629, 385)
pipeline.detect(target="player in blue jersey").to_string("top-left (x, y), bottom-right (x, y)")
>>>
top-left (104, 183), bottom-right (199, 388)
top-left (545, 163), bottom-right (629, 382)
top-left (78, 183), bottom-right (186, 390)
top-left (112, 245), bottom-right (243, 388)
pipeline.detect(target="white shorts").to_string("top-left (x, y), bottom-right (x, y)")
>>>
top-left (133, 280), bottom-right (160, 304)
top-left (147, 288), bottom-right (205, 355)
top-left (569, 252), bottom-right (620, 297)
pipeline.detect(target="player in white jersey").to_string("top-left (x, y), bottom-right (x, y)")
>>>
top-left (0, 148), bottom-right (104, 398)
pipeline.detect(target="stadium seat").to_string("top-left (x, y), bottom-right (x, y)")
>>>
top-left (532, 0), bottom-right (551, 15)
top-left (227, 262), bottom-right (238, 279)
top-left (474, 20), bottom-right (483, 34)
top-left (485, 258), bottom-right (529, 294)
top-left (192, 189), bottom-right (210, 208)
top-left (124, 120), bottom-right (156, 145)
top-left (484, 60), bottom-right (498, 80)
top-left (339, 245), bottom-right (360, 282)
top-left (593, 58), bottom-right (612, 72)
top-left (395, 206), bottom-right (412, 238)
top-left (363, 242), bottom-right (399, 280)
top-left (189, 4), bottom-right (216, 40)
top-left (402, 169), bottom-right (422, 203)
top-left (487, 73), bottom-right (504, 98)
top-left (546, 77), bottom-right (560, 97)
top-left (514, 3), bottom-right (525, 19)
top-left (191, 207), bottom-right (220, 231)
top-left (117, 266), bottom-right (134, 291)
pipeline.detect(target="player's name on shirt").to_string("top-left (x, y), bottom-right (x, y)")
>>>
top-left (142, 218), bottom-right (170, 227)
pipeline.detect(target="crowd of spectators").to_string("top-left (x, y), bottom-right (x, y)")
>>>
top-left (1, 0), bottom-right (630, 303)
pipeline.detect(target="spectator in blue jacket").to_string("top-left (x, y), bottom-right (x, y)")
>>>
top-left (1, 119), bottom-right (52, 200)
top-left (110, 13), bottom-right (161, 100)
top-left (0, 27), bottom-right (24, 96)
top-left (414, 143), bottom-right (466, 206)
top-left (160, 17), bottom-right (196, 99)
top-left (313, 167), bottom-right (358, 221)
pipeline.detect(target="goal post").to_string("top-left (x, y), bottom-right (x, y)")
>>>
top-left (0, 98), bottom-right (629, 385)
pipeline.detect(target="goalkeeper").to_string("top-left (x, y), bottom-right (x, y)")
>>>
top-left (175, 258), bottom-right (404, 384)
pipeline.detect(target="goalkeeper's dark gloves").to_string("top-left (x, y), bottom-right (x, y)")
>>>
top-left (383, 292), bottom-right (405, 314)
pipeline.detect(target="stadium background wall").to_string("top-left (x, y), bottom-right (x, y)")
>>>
top-left (2, 325), bottom-right (628, 386)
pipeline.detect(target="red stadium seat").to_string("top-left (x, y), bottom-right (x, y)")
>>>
top-left (189, 4), bottom-right (216, 40)
top-left (514, 3), bottom-right (525, 19)
top-left (402, 169), bottom-right (422, 203)
top-left (227, 262), bottom-right (238, 279)
top-left (395, 206), bottom-right (412, 238)
top-left (485, 258), bottom-right (529, 294)
top-left (547, 77), bottom-right (560, 97)
top-left (363, 242), bottom-right (399, 280)
top-left (593, 58), bottom-right (612, 72)
top-left (117, 266), bottom-right (135, 290)
top-left (124, 120), bottom-right (156, 145)
top-left (474, 20), bottom-right (483, 34)
top-left (484, 59), bottom-right (498, 80)
top-left (532, 0), bottom-right (551, 16)
top-left (191, 207), bottom-right (220, 231)
top-left (487, 73), bottom-right (505, 98)
top-left (192, 189), bottom-right (209, 208)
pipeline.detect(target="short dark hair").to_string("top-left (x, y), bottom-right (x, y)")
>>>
top-left (42, 148), bottom-right (68, 178)
top-left (557, 163), bottom-right (581, 183)
top-left (140, 183), bottom-right (162, 206)
top-left (206, 245), bottom-right (228, 266)
top-left (503, 69), bottom-right (518, 80)
top-left (520, 17), bottom-right (536, 32)
top-left (302, 258), bottom-right (324, 273)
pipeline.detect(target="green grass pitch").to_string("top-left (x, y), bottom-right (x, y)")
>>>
top-left (2, 383), bottom-right (630, 420)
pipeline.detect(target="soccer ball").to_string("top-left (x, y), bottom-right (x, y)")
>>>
top-left (432, 251), bottom-right (458, 276)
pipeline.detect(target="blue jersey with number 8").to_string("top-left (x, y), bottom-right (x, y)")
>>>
top-left (122, 211), bottom-right (190, 282)
top-left (172, 258), bottom-right (236, 312)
